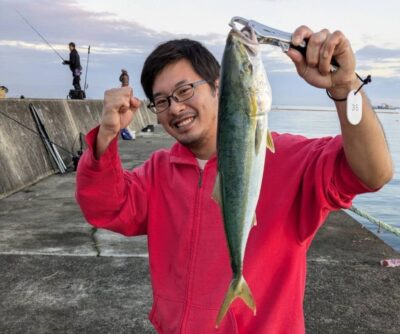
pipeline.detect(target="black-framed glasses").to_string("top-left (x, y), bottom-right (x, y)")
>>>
top-left (148, 79), bottom-right (207, 114)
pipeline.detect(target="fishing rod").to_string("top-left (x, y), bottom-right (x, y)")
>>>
top-left (0, 108), bottom-right (83, 171)
top-left (84, 45), bottom-right (91, 92)
top-left (15, 9), bottom-right (66, 62)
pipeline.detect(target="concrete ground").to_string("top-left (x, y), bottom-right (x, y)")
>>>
top-left (0, 125), bottom-right (399, 333)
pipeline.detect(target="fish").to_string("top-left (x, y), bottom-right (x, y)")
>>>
top-left (213, 25), bottom-right (275, 327)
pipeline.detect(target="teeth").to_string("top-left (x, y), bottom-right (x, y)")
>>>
top-left (176, 117), bottom-right (194, 128)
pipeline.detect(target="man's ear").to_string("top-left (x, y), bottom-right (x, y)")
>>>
top-left (212, 79), bottom-right (219, 97)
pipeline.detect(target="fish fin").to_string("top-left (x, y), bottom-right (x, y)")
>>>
top-left (212, 173), bottom-right (222, 206)
top-left (252, 215), bottom-right (257, 227)
top-left (267, 130), bottom-right (275, 153)
top-left (255, 120), bottom-right (263, 155)
top-left (215, 276), bottom-right (256, 328)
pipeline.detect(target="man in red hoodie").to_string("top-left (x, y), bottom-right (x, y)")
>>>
top-left (76, 26), bottom-right (393, 333)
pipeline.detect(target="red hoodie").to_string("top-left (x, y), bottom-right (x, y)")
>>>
top-left (76, 127), bottom-right (372, 334)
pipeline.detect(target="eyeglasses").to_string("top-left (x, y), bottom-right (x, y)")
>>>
top-left (148, 79), bottom-right (207, 114)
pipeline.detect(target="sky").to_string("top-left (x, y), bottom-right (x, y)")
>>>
top-left (1, 0), bottom-right (400, 106)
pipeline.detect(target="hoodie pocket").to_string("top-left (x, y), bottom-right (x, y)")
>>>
top-left (149, 295), bottom-right (184, 334)
top-left (149, 295), bottom-right (238, 334)
top-left (184, 305), bottom-right (238, 334)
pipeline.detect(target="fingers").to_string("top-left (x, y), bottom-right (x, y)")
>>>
top-left (126, 87), bottom-right (141, 111)
top-left (319, 30), bottom-right (348, 75)
top-left (291, 25), bottom-right (314, 47)
top-left (104, 86), bottom-right (141, 114)
top-left (288, 26), bottom-right (354, 76)
top-left (287, 25), bottom-right (314, 79)
top-left (286, 48), bottom-right (308, 79)
top-left (308, 29), bottom-right (330, 70)
top-left (290, 26), bottom-right (331, 73)
top-left (130, 96), bottom-right (141, 109)
top-left (120, 87), bottom-right (132, 113)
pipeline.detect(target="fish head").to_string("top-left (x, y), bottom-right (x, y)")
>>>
top-left (222, 27), bottom-right (272, 118)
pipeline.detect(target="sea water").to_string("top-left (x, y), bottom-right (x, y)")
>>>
top-left (270, 106), bottom-right (400, 252)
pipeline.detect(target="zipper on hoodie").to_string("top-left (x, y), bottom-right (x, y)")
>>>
top-left (198, 168), bottom-right (204, 188)
top-left (180, 167), bottom-right (205, 333)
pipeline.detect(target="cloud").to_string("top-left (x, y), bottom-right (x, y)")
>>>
top-left (357, 59), bottom-right (400, 78)
top-left (355, 45), bottom-right (400, 78)
top-left (1, 0), bottom-right (399, 106)
top-left (356, 45), bottom-right (400, 59)
top-left (0, 0), bottom-right (227, 98)
top-left (0, 0), bottom-right (225, 55)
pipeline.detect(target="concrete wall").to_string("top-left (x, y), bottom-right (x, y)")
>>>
top-left (0, 98), bottom-right (156, 199)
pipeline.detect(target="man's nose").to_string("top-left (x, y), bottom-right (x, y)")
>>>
top-left (168, 97), bottom-right (186, 115)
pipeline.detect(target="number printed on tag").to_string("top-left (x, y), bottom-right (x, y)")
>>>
top-left (346, 90), bottom-right (362, 125)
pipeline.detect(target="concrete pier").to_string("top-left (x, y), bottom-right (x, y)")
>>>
top-left (0, 98), bottom-right (156, 199)
top-left (0, 125), bottom-right (399, 333)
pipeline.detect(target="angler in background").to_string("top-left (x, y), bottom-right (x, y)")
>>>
top-left (119, 69), bottom-right (129, 87)
top-left (63, 42), bottom-right (82, 91)
top-left (0, 86), bottom-right (8, 99)
top-left (119, 69), bottom-right (135, 140)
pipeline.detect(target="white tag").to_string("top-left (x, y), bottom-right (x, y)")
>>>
top-left (346, 90), bottom-right (362, 125)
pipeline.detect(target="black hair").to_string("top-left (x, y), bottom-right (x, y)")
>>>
top-left (141, 39), bottom-right (220, 101)
top-left (69, 42), bottom-right (76, 48)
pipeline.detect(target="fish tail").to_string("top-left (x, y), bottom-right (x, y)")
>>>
top-left (215, 275), bottom-right (256, 328)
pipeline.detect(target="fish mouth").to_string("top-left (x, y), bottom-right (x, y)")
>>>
top-left (229, 26), bottom-right (259, 55)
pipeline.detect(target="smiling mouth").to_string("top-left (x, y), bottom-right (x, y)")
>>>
top-left (174, 116), bottom-right (195, 129)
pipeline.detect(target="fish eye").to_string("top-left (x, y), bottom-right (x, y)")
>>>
top-left (245, 62), bottom-right (253, 73)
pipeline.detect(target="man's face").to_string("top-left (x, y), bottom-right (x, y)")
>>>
top-left (152, 59), bottom-right (218, 152)
top-left (69, 45), bottom-right (74, 52)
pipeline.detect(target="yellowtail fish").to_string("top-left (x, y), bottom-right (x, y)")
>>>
top-left (213, 25), bottom-right (275, 327)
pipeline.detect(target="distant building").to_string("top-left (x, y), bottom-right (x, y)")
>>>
top-left (375, 103), bottom-right (397, 110)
